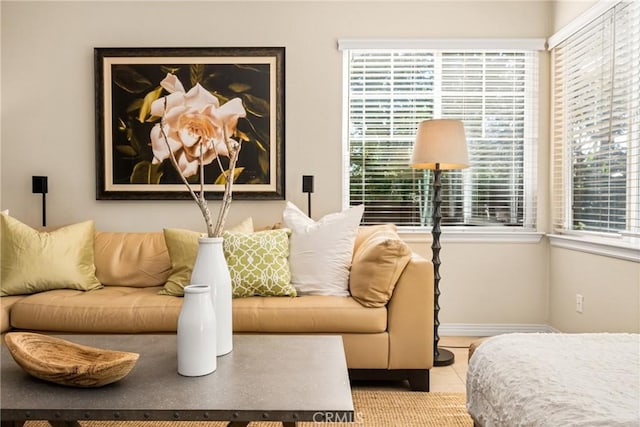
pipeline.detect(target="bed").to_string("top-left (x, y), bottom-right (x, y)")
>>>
top-left (466, 333), bottom-right (640, 427)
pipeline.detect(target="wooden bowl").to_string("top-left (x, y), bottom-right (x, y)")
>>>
top-left (4, 332), bottom-right (139, 388)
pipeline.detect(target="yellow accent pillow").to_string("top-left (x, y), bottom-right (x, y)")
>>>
top-left (349, 226), bottom-right (412, 308)
top-left (353, 224), bottom-right (397, 258)
top-left (161, 218), bottom-right (254, 296)
top-left (0, 213), bottom-right (102, 296)
top-left (160, 227), bottom-right (201, 296)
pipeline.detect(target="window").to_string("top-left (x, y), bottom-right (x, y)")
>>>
top-left (342, 46), bottom-right (539, 229)
top-left (551, 1), bottom-right (640, 238)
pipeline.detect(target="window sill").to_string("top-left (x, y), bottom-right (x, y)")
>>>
top-left (398, 228), bottom-right (544, 244)
top-left (548, 233), bottom-right (640, 263)
top-left (397, 228), bottom-right (640, 261)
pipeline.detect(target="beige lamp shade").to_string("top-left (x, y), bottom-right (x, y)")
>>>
top-left (410, 119), bottom-right (469, 170)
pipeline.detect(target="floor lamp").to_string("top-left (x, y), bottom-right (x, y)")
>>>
top-left (410, 119), bottom-right (469, 367)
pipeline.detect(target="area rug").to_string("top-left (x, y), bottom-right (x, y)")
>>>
top-left (23, 390), bottom-right (472, 426)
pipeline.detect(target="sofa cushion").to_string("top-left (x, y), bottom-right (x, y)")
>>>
top-left (94, 232), bottom-right (171, 287)
top-left (223, 229), bottom-right (296, 297)
top-left (0, 214), bottom-right (101, 296)
top-left (283, 202), bottom-right (364, 297)
top-left (9, 287), bottom-right (182, 333)
top-left (233, 295), bottom-right (386, 333)
top-left (9, 290), bottom-right (385, 335)
top-left (349, 227), bottom-right (412, 307)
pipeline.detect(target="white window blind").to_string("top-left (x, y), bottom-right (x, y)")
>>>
top-left (345, 49), bottom-right (538, 228)
top-left (551, 1), bottom-right (640, 236)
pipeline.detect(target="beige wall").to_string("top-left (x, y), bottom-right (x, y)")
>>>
top-left (552, 0), bottom-right (598, 33)
top-left (406, 237), bottom-right (549, 325)
top-left (4, 1), bottom-right (636, 332)
top-left (1, 0), bottom-right (552, 230)
top-left (549, 248), bottom-right (640, 332)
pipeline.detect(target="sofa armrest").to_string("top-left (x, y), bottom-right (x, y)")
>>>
top-left (1, 296), bottom-right (25, 333)
top-left (387, 254), bottom-right (434, 369)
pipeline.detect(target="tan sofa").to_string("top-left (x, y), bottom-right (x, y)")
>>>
top-left (1, 230), bottom-right (435, 390)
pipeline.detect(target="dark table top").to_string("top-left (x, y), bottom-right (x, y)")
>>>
top-left (1, 334), bottom-right (354, 423)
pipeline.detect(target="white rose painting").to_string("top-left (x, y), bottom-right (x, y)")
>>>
top-left (149, 74), bottom-right (246, 179)
top-left (95, 47), bottom-right (284, 201)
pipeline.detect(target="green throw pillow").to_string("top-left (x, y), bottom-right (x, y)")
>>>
top-left (161, 218), bottom-right (255, 296)
top-left (223, 229), bottom-right (296, 298)
top-left (160, 228), bottom-right (201, 296)
top-left (0, 213), bottom-right (102, 296)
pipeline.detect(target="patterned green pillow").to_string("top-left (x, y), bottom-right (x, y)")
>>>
top-left (223, 229), bottom-right (296, 298)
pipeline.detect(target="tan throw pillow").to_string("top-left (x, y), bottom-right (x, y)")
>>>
top-left (0, 213), bottom-right (102, 296)
top-left (353, 224), bottom-right (397, 258)
top-left (161, 218), bottom-right (254, 296)
top-left (226, 217), bottom-right (254, 234)
top-left (349, 227), bottom-right (412, 308)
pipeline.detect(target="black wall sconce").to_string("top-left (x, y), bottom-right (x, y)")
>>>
top-left (32, 176), bottom-right (48, 227)
top-left (302, 175), bottom-right (314, 218)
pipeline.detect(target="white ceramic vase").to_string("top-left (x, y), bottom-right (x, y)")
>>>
top-left (177, 284), bottom-right (216, 376)
top-left (190, 236), bottom-right (233, 356)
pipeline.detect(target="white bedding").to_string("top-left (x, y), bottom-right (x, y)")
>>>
top-left (467, 333), bottom-right (640, 427)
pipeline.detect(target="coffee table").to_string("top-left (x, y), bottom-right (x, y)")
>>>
top-left (1, 334), bottom-right (354, 427)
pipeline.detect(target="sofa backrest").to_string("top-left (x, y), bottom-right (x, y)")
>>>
top-left (94, 232), bottom-right (171, 287)
top-left (91, 226), bottom-right (409, 290)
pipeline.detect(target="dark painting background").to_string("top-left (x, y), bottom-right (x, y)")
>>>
top-left (109, 62), bottom-right (272, 188)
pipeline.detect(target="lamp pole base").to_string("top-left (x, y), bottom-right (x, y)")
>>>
top-left (434, 347), bottom-right (455, 367)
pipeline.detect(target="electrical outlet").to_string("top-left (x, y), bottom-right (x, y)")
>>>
top-left (576, 294), bottom-right (584, 314)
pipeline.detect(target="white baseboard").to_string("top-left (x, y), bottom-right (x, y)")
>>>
top-left (439, 323), bottom-right (560, 336)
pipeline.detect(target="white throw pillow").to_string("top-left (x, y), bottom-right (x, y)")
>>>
top-left (283, 202), bottom-right (364, 296)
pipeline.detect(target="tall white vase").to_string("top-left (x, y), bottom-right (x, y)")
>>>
top-left (190, 236), bottom-right (233, 356)
top-left (177, 284), bottom-right (216, 376)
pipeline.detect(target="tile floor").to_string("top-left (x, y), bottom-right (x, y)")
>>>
top-left (429, 336), bottom-right (482, 393)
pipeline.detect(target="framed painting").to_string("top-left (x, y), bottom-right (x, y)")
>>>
top-left (95, 47), bottom-right (285, 200)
